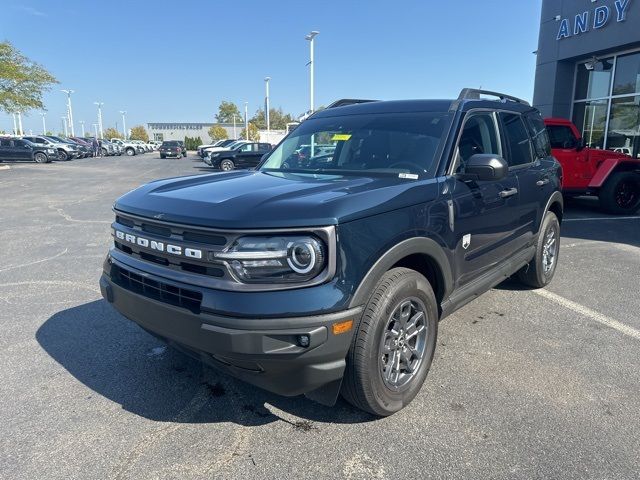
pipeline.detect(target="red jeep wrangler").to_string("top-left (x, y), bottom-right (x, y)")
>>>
top-left (544, 118), bottom-right (640, 214)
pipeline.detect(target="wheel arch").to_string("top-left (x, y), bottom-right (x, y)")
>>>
top-left (349, 237), bottom-right (453, 316)
top-left (545, 190), bottom-right (564, 224)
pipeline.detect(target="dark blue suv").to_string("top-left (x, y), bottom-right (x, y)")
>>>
top-left (100, 89), bottom-right (563, 416)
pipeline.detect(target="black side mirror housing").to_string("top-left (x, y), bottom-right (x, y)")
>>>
top-left (458, 154), bottom-right (508, 182)
top-left (575, 138), bottom-right (586, 151)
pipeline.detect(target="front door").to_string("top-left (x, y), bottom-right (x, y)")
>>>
top-left (449, 111), bottom-right (522, 287)
top-left (547, 123), bottom-right (590, 189)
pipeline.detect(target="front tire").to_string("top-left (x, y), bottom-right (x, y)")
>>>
top-left (57, 150), bottom-right (68, 161)
top-left (220, 159), bottom-right (235, 171)
top-left (160, 154), bottom-right (166, 159)
top-left (599, 171), bottom-right (640, 214)
top-left (34, 152), bottom-right (49, 163)
top-left (517, 211), bottom-right (560, 288)
top-left (342, 268), bottom-right (438, 416)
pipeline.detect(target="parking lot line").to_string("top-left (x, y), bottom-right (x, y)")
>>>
top-left (533, 289), bottom-right (640, 341)
top-left (563, 216), bottom-right (640, 222)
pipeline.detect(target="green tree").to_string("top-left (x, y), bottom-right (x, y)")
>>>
top-left (208, 125), bottom-right (228, 142)
top-left (129, 125), bottom-right (149, 142)
top-left (0, 41), bottom-right (58, 114)
top-left (215, 101), bottom-right (242, 123)
top-left (239, 122), bottom-right (260, 141)
top-left (251, 107), bottom-right (295, 130)
top-left (103, 127), bottom-right (121, 140)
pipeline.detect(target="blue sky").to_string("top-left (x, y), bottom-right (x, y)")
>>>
top-left (1, 0), bottom-right (542, 135)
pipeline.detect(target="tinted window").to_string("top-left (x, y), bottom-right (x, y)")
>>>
top-left (0, 139), bottom-right (11, 147)
top-left (499, 113), bottom-right (533, 166)
top-left (13, 140), bottom-right (27, 147)
top-left (547, 125), bottom-right (576, 149)
top-left (524, 113), bottom-right (551, 158)
top-left (259, 143), bottom-right (271, 151)
top-left (456, 113), bottom-right (500, 171)
top-left (613, 52), bottom-right (640, 96)
top-left (239, 144), bottom-right (254, 152)
top-left (162, 141), bottom-right (179, 146)
top-left (574, 58), bottom-right (614, 100)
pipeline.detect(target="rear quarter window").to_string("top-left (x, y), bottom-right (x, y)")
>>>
top-left (524, 112), bottom-right (552, 158)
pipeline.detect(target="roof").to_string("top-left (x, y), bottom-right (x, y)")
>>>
top-left (312, 99), bottom-right (455, 118)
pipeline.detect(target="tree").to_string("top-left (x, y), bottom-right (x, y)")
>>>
top-left (215, 101), bottom-right (241, 123)
top-left (208, 125), bottom-right (228, 142)
top-left (239, 122), bottom-right (260, 141)
top-left (250, 107), bottom-right (295, 130)
top-left (0, 41), bottom-right (58, 114)
top-left (129, 125), bottom-right (149, 142)
top-left (103, 127), bottom-right (121, 140)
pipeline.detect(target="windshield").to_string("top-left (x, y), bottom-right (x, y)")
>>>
top-left (260, 111), bottom-right (450, 177)
top-left (162, 141), bottom-right (179, 146)
top-left (46, 136), bottom-right (66, 143)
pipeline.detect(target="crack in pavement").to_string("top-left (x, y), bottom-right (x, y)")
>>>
top-left (0, 248), bottom-right (68, 273)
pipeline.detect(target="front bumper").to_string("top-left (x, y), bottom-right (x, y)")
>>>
top-left (99, 259), bottom-right (360, 398)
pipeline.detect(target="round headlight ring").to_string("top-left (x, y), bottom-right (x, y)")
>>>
top-left (287, 240), bottom-right (317, 274)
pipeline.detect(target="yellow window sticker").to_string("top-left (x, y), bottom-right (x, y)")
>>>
top-left (331, 133), bottom-right (352, 141)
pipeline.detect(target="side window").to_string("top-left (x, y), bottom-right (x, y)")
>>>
top-left (456, 112), bottom-right (500, 172)
top-left (547, 125), bottom-right (577, 149)
top-left (524, 113), bottom-right (551, 158)
top-left (499, 113), bottom-right (534, 167)
top-left (1, 139), bottom-right (11, 147)
top-left (239, 144), bottom-right (253, 152)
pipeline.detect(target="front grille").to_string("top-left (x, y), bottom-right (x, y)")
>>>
top-left (112, 264), bottom-right (202, 313)
top-left (113, 213), bottom-right (229, 279)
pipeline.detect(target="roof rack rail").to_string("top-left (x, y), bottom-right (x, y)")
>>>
top-left (326, 99), bottom-right (378, 109)
top-left (457, 88), bottom-right (530, 106)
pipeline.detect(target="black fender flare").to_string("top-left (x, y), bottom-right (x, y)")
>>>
top-left (348, 237), bottom-right (453, 309)
top-left (543, 190), bottom-right (564, 228)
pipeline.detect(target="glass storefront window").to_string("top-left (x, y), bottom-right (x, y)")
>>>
top-left (613, 52), bottom-right (640, 96)
top-left (572, 100), bottom-right (608, 149)
top-left (574, 58), bottom-right (614, 100)
top-left (606, 96), bottom-right (640, 159)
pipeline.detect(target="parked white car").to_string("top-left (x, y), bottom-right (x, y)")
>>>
top-left (110, 138), bottom-right (144, 156)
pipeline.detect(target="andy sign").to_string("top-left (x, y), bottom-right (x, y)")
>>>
top-left (557, 0), bottom-right (632, 40)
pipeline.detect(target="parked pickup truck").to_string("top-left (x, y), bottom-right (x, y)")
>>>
top-left (110, 138), bottom-right (143, 156)
top-left (544, 118), bottom-right (640, 214)
top-left (101, 89), bottom-right (563, 416)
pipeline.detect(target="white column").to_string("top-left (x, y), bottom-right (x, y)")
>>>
top-left (17, 112), bottom-right (24, 136)
top-left (244, 102), bottom-right (249, 140)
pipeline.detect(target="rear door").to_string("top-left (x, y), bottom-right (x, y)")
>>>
top-left (449, 111), bottom-right (522, 287)
top-left (11, 139), bottom-right (33, 160)
top-left (0, 139), bottom-right (12, 160)
top-left (234, 143), bottom-right (260, 168)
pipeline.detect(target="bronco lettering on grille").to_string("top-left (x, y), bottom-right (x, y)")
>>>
top-left (114, 230), bottom-right (203, 259)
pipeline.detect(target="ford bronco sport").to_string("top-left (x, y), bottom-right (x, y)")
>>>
top-left (100, 89), bottom-right (563, 416)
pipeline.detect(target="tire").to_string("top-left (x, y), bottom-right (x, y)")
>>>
top-left (101, 148), bottom-right (108, 156)
top-left (160, 154), bottom-right (165, 159)
top-left (517, 211), bottom-right (560, 288)
top-left (34, 152), bottom-right (49, 164)
top-left (58, 149), bottom-right (68, 161)
top-left (341, 267), bottom-right (438, 416)
top-left (599, 171), bottom-right (640, 214)
top-left (220, 159), bottom-right (235, 171)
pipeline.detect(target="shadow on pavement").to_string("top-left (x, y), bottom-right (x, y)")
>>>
top-left (36, 300), bottom-right (374, 426)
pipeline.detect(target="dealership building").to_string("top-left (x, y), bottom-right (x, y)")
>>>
top-left (534, 0), bottom-right (640, 157)
top-left (146, 123), bottom-right (240, 142)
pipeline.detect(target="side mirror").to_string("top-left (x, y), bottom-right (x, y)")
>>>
top-left (575, 138), bottom-right (586, 151)
top-left (458, 154), bottom-right (508, 182)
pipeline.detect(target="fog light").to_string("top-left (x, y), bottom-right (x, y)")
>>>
top-left (297, 334), bottom-right (310, 348)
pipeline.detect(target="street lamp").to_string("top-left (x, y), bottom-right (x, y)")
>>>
top-left (16, 112), bottom-right (24, 136)
top-left (305, 31), bottom-right (319, 114)
top-left (40, 112), bottom-right (47, 134)
top-left (61, 116), bottom-right (68, 136)
top-left (92, 123), bottom-right (99, 138)
top-left (233, 114), bottom-right (237, 139)
top-left (12, 113), bottom-right (18, 135)
top-left (61, 89), bottom-right (75, 136)
top-left (119, 110), bottom-right (127, 139)
top-left (244, 102), bottom-right (249, 140)
top-left (79, 120), bottom-right (85, 137)
top-left (264, 77), bottom-right (271, 136)
top-left (94, 102), bottom-right (104, 139)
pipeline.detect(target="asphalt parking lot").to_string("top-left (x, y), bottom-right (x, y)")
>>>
top-left (1, 153), bottom-right (639, 480)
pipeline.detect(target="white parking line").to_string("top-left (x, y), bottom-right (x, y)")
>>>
top-left (534, 289), bottom-right (640, 341)
top-left (564, 216), bottom-right (640, 222)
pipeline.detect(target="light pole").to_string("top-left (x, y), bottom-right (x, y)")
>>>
top-left (61, 116), bottom-right (68, 136)
top-left (40, 112), bottom-right (47, 134)
top-left (17, 112), bottom-right (24, 136)
top-left (79, 120), bottom-right (85, 137)
top-left (244, 102), bottom-right (249, 140)
top-left (233, 114), bottom-right (237, 139)
top-left (12, 113), bottom-right (18, 135)
top-left (61, 89), bottom-right (75, 136)
top-left (119, 110), bottom-right (127, 139)
top-left (305, 31), bottom-right (319, 114)
top-left (92, 123), bottom-right (99, 138)
top-left (94, 102), bottom-right (104, 139)
top-left (264, 76), bottom-right (271, 138)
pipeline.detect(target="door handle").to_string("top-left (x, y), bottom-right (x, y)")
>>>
top-left (536, 178), bottom-right (550, 187)
top-left (499, 188), bottom-right (518, 198)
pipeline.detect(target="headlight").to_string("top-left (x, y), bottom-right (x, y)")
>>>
top-left (216, 235), bottom-right (326, 283)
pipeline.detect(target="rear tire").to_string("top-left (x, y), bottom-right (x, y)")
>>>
top-left (599, 171), bottom-right (640, 214)
top-left (341, 268), bottom-right (438, 416)
top-left (517, 211), bottom-right (560, 288)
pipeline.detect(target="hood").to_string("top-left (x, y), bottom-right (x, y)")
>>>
top-left (114, 170), bottom-right (441, 229)
top-left (588, 148), bottom-right (637, 162)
